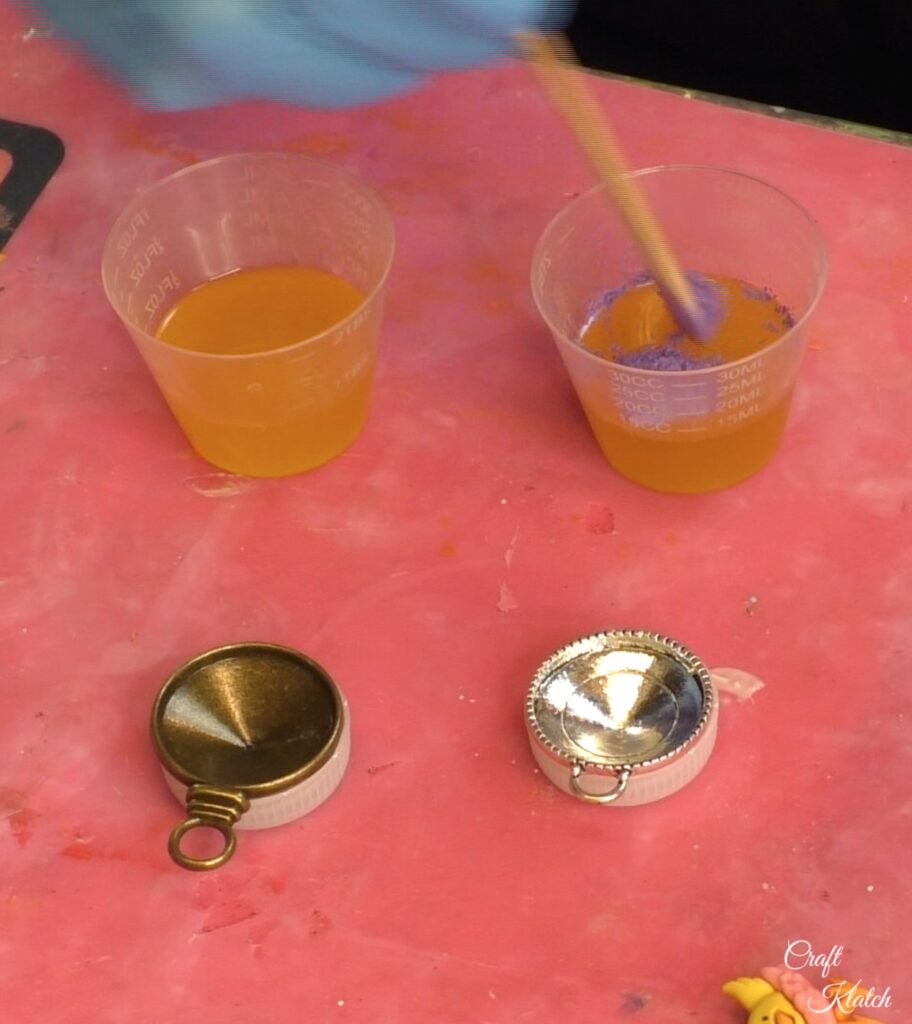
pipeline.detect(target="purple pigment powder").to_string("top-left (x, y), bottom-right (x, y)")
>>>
top-left (741, 283), bottom-right (796, 328)
top-left (741, 283), bottom-right (774, 302)
top-left (590, 270), bottom-right (654, 311)
top-left (585, 273), bottom-right (794, 372)
top-left (613, 341), bottom-right (723, 372)
top-left (660, 271), bottom-right (725, 342)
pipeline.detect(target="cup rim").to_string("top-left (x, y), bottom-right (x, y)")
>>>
top-left (101, 151), bottom-right (396, 362)
top-left (530, 163), bottom-right (829, 378)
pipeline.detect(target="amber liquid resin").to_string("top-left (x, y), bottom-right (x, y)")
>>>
top-left (155, 265), bottom-right (371, 477)
top-left (579, 274), bottom-right (796, 493)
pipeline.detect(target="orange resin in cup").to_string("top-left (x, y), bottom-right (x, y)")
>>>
top-left (579, 273), bottom-right (796, 492)
top-left (102, 154), bottom-right (394, 477)
top-left (154, 265), bottom-right (370, 476)
top-left (531, 166), bottom-right (827, 493)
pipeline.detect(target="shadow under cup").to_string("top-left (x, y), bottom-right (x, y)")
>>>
top-left (531, 165), bottom-right (828, 493)
top-left (102, 153), bottom-right (395, 478)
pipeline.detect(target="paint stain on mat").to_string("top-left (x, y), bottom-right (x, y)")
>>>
top-left (187, 473), bottom-right (258, 498)
top-left (711, 667), bottom-right (765, 700)
top-left (497, 583), bottom-right (518, 612)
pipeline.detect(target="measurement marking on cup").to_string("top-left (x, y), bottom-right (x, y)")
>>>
top-left (144, 270), bottom-right (181, 317)
top-left (244, 211), bottom-right (271, 230)
top-left (721, 390), bottom-right (761, 408)
top-left (672, 398), bottom-right (710, 409)
top-left (130, 237), bottom-right (166, 284)
top-left (721, 406), bottom-right (761, 425)
top-left (340, 354), bottom-right (370, 384)
top-left (116, 207), bottom-right (151, 256)
top-left (334, 306), bottom-right (371, 341)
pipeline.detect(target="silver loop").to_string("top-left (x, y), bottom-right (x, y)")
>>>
top-left (569, 764), bottom-right (631, 805)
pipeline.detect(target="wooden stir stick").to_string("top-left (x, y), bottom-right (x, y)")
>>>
top-left (517, 31), bottom-right (718, 341)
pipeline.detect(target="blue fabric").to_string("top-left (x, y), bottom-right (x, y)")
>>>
top-left (27, 0), bottom-right (575, 109)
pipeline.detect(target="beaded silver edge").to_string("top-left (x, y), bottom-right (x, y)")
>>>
top-left (525, 629), bottom-right (715, 772)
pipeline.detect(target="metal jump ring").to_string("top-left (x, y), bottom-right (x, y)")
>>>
top-left (168, 816), bottom-right (237, 871)
top-left (569, 764), bottom-right (631, 805)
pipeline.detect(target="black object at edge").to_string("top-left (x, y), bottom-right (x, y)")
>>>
top-left (0, 118), bottom-right (65, 250)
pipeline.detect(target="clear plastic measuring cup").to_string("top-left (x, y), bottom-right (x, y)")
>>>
top-left (102, 153), bottom-right (395, 477)
top-left (531, 165), bottom-right (828, 492)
